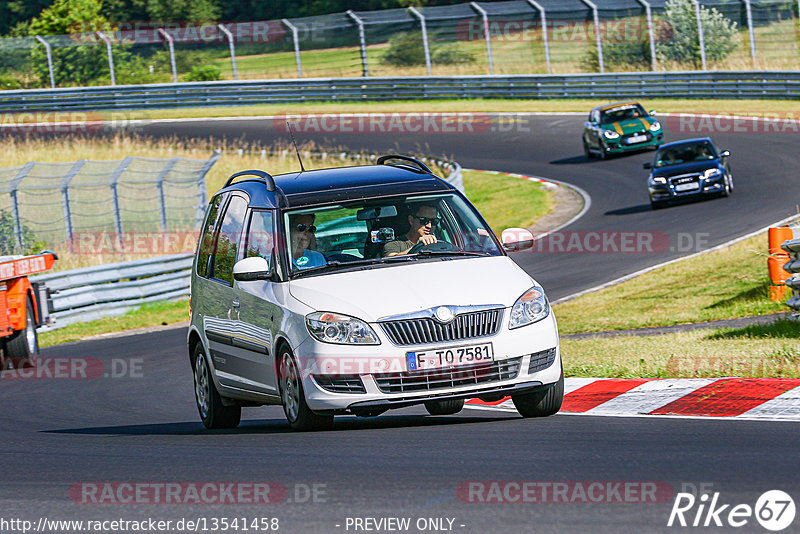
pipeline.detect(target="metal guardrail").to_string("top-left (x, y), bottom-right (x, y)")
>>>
top-left (31, 254), bottom-right (193, 330)
top-left (1, 72), bottom-right (798, 113)
top-left (29, 156), bottom-right (463, 330)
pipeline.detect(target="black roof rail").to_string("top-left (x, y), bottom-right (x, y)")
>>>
top-left (224, 170), bottom-right (276, 191)
top-left (376, 155), bottom-right (432, 175)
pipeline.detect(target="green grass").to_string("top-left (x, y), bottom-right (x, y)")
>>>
top-left (39, 299), bottom-right (189, 347)
top-left (553, 232), bottom-right (788, 335)
top-left (462, 169), bottom-right (552, 235)
top-left (562, 320), bottom-right (800, 378)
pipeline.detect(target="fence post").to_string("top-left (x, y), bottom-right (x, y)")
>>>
top-left (742, 0), bottom-right (757, 67)
top-left (408, 7), bottom-right (432, 76)
top-left (346, 11), bottom-right (369, 77)
top-left (579, 0), bottom-right (604, 73)
top-left (282, 19), bottom-right (303, 78)
top-left (95, 31), bottom-right (116, 85)
top-left (109, 157), bottom-right (134, 247)
top-left (61, 159), bottom-right (86, 252)
top-left (8, 162), bottom-right (34, 253)
top-left (526, 0), bottom-right (551, 74)
top-left (469, 3), bottom-right (495, 75)
top-left (158, 28), bottom-right (178, 82)
top-left (217, 24), bottom-right (238, 80)
top-left (155, 157), bottom-right (179, 232)
top-left (195, 151), bottom-right (220, 229)
top-left (692, 0), bottom-right (707, 70)
top-left (636, 0), bottom-right (657, 71)
top-left (34, 36), bottom-right (56, 88)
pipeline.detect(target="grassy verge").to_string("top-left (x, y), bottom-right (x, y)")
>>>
top-left (562, 320), bottom-right (800, 378)
top-left (18, 98), bottom-right (800, 123)
top-left (39, 299), bottom-right (189, 348)
top-left (552, 232), bottom-right (786, 335)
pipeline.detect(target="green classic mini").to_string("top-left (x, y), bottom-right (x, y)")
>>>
top-left (583, 101), bottom-right (664, 159)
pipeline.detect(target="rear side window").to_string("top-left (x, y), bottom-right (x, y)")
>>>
top-left (196, 193), bottom-right (227, 278)
top-left (245, 210), bottom-right (275, 269)
top-left (211, 195), bottom-right (248, 285)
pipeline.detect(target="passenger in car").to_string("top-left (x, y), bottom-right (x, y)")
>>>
top-left (289, 213), bottom-right (327, 269)
top-left (382, 204), bottom-right (439, 256)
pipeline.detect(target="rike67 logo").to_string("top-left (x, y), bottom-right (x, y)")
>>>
top-left (668, 490), bottom-right (795, 531)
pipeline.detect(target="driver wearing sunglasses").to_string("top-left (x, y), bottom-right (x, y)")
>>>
top-left (289, 213), bottom-right (326, 270)
top-left (382, 204), bottom-right (439, 257)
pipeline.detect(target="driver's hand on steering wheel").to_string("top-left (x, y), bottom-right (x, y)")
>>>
top-left (419, 234), bottom-right (437, 246)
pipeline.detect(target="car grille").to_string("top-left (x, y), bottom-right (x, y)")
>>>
top-left (312, 374), bottom-right (366, 394)
top-left (528, 348), bottom-right (557, 373)
top-left (379, 308), bottom-right (503, 346)
top-left (373, 357), bottom-right (522, 394)
top-left (623, 131), bottom-right (652, 144)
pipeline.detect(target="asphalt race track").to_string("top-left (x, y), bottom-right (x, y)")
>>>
top-left (3, 113), bottom-right (800, 533)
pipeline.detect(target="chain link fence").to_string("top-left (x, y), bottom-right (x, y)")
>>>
top-left (0, 153), bottom-right (218, 255)
top-left (1, 0), bottom-right (798, 89)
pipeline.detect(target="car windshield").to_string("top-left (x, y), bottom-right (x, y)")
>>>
top-left (283, 193), bottom-right (502, 276)
top-left (600, 104), bottom-right (647, 124)
top-left (654, 141), bottom-right (717, 168)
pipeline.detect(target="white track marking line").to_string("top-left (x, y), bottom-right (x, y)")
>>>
top-left (737, 384), bottom-right (800, 420)
top-left (585, 378), bottom-right (716, 416)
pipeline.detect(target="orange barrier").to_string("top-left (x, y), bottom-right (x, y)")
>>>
top-left (768, 227), bottom-right (794, 302)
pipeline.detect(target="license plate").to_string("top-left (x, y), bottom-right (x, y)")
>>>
top-left (674, 182), bottom-right (699, 192)
top-left (407, 342), bottom-right (494, 371)
top-left (626, 134), bottom-right (648, 144)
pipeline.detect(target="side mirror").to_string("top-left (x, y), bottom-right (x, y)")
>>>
top-left (233, 256), bottom-right (271, 281)
top-left (501, 228), bottom-right (535, 252)
top-left (719, 149), bottom-right (731, 158)
top-left (643, 162), bottom-right (652, 169)
top-left (649, 110), bottom-right (657, 116)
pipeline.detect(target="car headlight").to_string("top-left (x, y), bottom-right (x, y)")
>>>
top-left (306, 312), bottom-right (380, 345)
top-left (651, 176), bottom-right (667, 185)
top-left (649, 121), bottom-right (661, 132)
top-left (603, 130), bottom-right (620, 140)
top-left (703, 168), bottom-right (722, 180)
top-left (509, 286), bottom-right (550, 329)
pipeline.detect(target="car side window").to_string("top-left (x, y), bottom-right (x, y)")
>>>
top-left (211, 194), bottom-right (248, 285)
top-left (245, 210), bottom-right (274, 269)
top-left (196, 193), bottom-right (228, 278)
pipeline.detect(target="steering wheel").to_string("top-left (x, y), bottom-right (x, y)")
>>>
top-left (408, 240), bottom-right (457, 254)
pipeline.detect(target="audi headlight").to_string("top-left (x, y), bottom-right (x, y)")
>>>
top-left (603, 130), bottom-right (620, 140)
top-left (703, 168), bottom-right (722, 180)
top-left (651, 176), bottom-right (667, 185)
top-left (306, 312), bottom-right (380, 345)
top-left (509, 286), bottom-right (550, 329)
top-left (649, 121), bottom-right (661, 132)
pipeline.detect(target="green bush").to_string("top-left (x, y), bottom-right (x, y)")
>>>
top-left (0, 211), bottom-right (47, 255)
top-left (382, 31), bottom-right (475, 67)
top-left (184, 64), bottom-right (223, 82)
top-left (657, 0), bottom-right (740, 67)
top-left (583, 36), bottom-right (652, 72)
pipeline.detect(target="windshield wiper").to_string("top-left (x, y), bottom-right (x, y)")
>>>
top-left (291, 256), bottom-right (415, 278)
top-left (412, 250), bottom-right (493, 258)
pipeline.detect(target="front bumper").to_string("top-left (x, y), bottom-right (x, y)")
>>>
top-left (293, 311), bottom-right (561, 412)
top-left (649, 177), bottom-right (726, 202)
top-left (606, 132), bottom-right (663, 153)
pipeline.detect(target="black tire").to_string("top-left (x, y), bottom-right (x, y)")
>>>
top-left (192, 344), bottom-right (241, 429)
top-left (424, 398), bottom-right (465, 416)
top-left (278, 348), bottom-right (334, 431)
top-left (722, 173), bottom-right (734, 197)
top-left (598, 141), bottom-right (607, 160)
top-left (6, 299), bottom-right (39, 367)
top-left (583, 138), bottom-right (593, 159)
top-left (512, 371), bottom-right (564, 418)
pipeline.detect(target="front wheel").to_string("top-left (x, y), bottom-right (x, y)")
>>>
top-left (722, 173), bottom-right (734, 197)
top-left (279, 349), bottom-right (334, 431)
top-left (6, 299), bottom-right (39, 367)
top-left (193, 344), bottom-right (241, 429)
top-left (512, 372), bottom-right (564, 418)
top-left (583, 138), bottom-right (593, 159)
top-left (424, 399), bottom-right (464, 416)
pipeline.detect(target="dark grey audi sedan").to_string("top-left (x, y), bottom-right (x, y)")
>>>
top-left (645, 137), bottom-right (733, 210)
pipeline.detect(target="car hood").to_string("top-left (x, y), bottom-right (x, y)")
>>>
top-left (603, 117), bottom-right (653, 135)
top-left (288, 255), bottom-right (535, 322)
top-left (652, 160), bottom-right (721, 179)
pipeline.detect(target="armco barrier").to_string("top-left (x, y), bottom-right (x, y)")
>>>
top-left (30, 156), bottom-right (462, 330)
top-left (2, 72), bottom-right (800, 113)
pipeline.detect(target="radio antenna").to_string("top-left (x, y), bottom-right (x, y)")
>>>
top-left (287, 121), bottom-right (306, 173)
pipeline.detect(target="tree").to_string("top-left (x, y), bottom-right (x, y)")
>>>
top-left (144, 0), bottom-right (220, 22)
top-left (28, 0), bottom-right (115, 86)
top-left (657, 0), bottom-right (739, 67)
